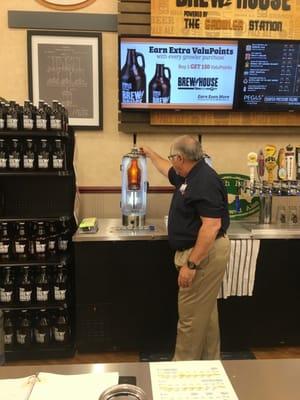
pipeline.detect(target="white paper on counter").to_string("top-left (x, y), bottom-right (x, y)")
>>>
top-left (29, 371), bottom-right (119, 400)
top-left (150, 360), bottom-right (239, 400)
top-left (0, 375), bottom-right (36, 400)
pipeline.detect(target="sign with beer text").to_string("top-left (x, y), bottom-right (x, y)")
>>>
top-left (151, 0), bottom-right (300, 40)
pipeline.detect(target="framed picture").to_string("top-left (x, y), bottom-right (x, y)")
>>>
top-left (27, 30), bottom-right (102, 129)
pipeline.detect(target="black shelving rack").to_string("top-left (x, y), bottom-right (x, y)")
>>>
top-left (0, 127), bottom-right (76, 361)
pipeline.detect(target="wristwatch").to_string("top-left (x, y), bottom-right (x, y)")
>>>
top-left (187, 260), bottom-right (198, 270)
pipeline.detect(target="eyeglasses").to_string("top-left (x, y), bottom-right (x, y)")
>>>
top-left (168, 154), bottom-right (180, 161)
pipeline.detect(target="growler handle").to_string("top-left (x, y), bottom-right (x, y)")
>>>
top-left (164, 66), bottom-right (171, 80)
top-left (136, 52), bottom-right (145, 69)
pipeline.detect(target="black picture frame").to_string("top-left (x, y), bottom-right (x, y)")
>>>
top-left (27, 30), bottom-right (102, 129)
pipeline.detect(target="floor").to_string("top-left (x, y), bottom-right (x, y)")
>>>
top-left (5, 346), bottom-right (300, 366)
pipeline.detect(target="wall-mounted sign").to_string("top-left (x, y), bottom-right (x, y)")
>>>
top-left (151, 0), bottom-right (300, 40)
top-left (36, 0), bottom-right (96, 11)
top-left (219, 173), bottom-right (260, 220)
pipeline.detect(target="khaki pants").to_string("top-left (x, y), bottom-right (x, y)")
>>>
top-left (173, 235), bottom-right (230, 361)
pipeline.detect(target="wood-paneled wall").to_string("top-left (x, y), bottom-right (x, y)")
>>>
top-left (118, 0), bottom-right (300, 133)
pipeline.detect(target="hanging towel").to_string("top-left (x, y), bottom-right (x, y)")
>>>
top-left (218, 239), bottom-right (260, 299)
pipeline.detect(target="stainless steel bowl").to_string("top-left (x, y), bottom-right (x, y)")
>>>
top-left (99, 383), bottom-right (148, 400)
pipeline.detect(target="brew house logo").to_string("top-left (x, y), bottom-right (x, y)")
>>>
top-left (175, 0), bottom-right (291, 10)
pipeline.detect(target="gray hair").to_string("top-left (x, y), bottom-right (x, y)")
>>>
top-left (171, 135), bottom-right (203, 161)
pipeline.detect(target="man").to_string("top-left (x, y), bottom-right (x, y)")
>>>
top-left (142, 135), bottom-right (230, 360)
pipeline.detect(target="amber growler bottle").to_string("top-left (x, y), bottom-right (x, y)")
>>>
top-left (127, 157), bottom-right (141, 190)
top-left (121, 49), bottom-right (146, 104)
top-left (149, 64), bottom-right (171, 104)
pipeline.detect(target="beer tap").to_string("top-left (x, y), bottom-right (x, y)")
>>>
top-left (264, 144), bottom-right (277, 184)
top-left (257, 149), bottom-right (265, 182)
top-left (285, 144), bottom-right (295, 181)
top-left (247, 152), bottom-right (258, 187)
top-left (277, 147), bottom-right (286, 180)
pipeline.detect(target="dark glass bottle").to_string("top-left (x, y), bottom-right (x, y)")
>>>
top-left (0, 103), bottom-right (5, 130)
top-left (9, 139), bottom-right (21, 169)
top-left (0, 139), bottom-right (7, 169)
top-left (38, 139), bottom-right (50, 169)
top-left (47, 222), bottom-right (57, 254)
top-left (23, 100), bottom-right (34, 130)
top-left (18, 266), bottom-right (33, 303)
top-left (16, 310), bottom-right (32, 347)
top-left (53, 308), bottom-right (70, 344)
top-left (36, 100), bottom-right (48, 130)
top-left (6, 101), bottom-right (18, 130)
top-left (23, 139), bottom-right (35, 169)
top-left (149, 64), bottom-right (171, 104)
top-left (34, 309), bottom-right (51, 345)
top-left (3, 310), bottom-right (14, 348)
top-left (0, 266), bottom-right (15, 303)
top-left (28, 221), bottom-right (38, 258)
top-left (35, 265), bottom-right (50, 302)
top-left (50, 100), bottom-right (62, 130)
top-left (53, 264), bottom-right (68, 302)
top-left (52, 139), bottom-right (64, 169)
top-left (14, 222), bottom-right (29, 258)
top-left (121, 49), bottom-right (146, 103)
top-left (61, 105), bottom-right (69, 132)
top-left (58, 221), bottom-right (70, 252)
top-left (34, 222), bottom-right (47, 256)
top-left (127, 158), bottom-right (141, 190)
top-left (0, 222), bottom-right (11, 259)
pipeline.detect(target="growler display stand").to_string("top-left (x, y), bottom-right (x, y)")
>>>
top-left (0, 127), bottom-right (76, 361)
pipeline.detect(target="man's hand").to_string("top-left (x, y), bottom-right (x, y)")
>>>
top-left (178, 265), bottom-right (196, 288)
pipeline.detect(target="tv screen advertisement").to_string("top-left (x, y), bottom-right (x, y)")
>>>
top-left (237, 40), bottom-right (300, 111)
top-left (119, 37), bottom-right (239, 110)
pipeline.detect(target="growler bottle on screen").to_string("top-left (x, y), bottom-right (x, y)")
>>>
top-left (9, 139), bottom-right (21, 169)
top-left (149, 64), bottom-right (171, 104)
top-left (121, 49), bottom-right (146, 103)
top-left (14, 222), bottom-right (29, 258)
top-left (3, 310), bottom-right (15, 348)
top-left (38, 139), bottom-right (50, 169)
top-left (18, 266), bottom-right (33, 303)
top-left (23, 139), bottom-right (35, 169)
top-left (127, 158), bottom-right (141, 190)
top-left (0, 267), bottom-right (15, 303)
top-left (35, 265), bottom-right (50, 302)
top-left (34, 309), bottom-right (51, 345)
top-left (53, 308), bottom-right (70, 344)
top-left (0, 223), bottom-right (11, 259)
top-left (16, 310), bottom-right (32, 346)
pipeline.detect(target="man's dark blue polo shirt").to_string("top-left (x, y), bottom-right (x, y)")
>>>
top-left (168, 159), bottom-right (230, 251)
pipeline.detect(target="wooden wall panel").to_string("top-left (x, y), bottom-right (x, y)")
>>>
top-left (118, 0), bottom-right (300, 132)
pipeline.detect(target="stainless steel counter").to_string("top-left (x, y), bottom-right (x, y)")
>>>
top-left (73, 218), bottom-right (300, 242)
top-left (1, 359), bottom-right (300, 400)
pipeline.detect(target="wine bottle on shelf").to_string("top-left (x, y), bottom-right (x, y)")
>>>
top-left (14, 222), bottom-right (29, 258)
top-left (9, 138), bottom-right (21, 169)
top-left (23, 100), bottom-right (34, 130)
top-left (38, 139), bottom-right (50, 169)
top-left (23, 139), bottom-right (35, 170)
top-left (0, 222), bottom-right (11, 259)
top-left (35, 265), bottom-right (50, 303)
top-left (34, 309), bottom-right (51, 345)
top-left (6, 101), bottom-right (18, 130)
top-left (16, 310), bottom-right (33, 347)
top-left (18, 266), bottom-right (33, 304)
top-left (36, 100), bottom-right (48, 130)
top-left (0, 266), bottom-right (15, 303)
top-left (50, 100), bottom-right (62, 130)
top-left (52, 139), bottom-right (65, 170)
top-left (0, 139), bottom-right (7, 169)
top-left (53, 308), bottom-right (70, 344)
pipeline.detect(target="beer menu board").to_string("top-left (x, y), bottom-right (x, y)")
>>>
top-left (119, 37), bottom-right (238, 110)
top-left (237, 41), bottom-right (300, 110)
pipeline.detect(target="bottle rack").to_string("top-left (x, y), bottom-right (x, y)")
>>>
top-left (0, 127), bottom-right (76, 361)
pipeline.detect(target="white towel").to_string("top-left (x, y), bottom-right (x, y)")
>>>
top-left (218, 239), bottom-right (260, 299)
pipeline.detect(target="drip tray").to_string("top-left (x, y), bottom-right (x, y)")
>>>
top-left (110, 225), bottom-right (155, 233)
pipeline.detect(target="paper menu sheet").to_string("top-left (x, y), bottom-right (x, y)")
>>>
top-left (1, 371), bottom-right (119, 400)
top-left (150, 361), bottom-right (239, 400)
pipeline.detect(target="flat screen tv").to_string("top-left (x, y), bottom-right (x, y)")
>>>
top-left (119, 37), bottom-right (239, 110)
top-left (236, 40), bottom-right (300, 111)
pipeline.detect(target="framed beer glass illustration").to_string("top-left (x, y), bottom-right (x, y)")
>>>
top-left (27, 31), bottom-right (102, 129)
